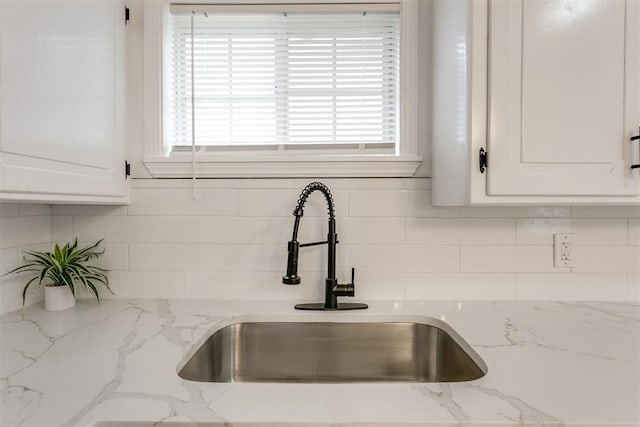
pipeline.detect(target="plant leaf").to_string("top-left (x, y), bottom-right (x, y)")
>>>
top-left (23, 250), bottom-right (53, 266)
top-left (86, 265), bottom-right (109, 273)
top-left (2, 263), bottom-right (42, 276)
top-left (21, 276), bottom-right (40, 305)
top-left (54, 244), bottom-right (62, 264)
top-left (69, 266), bottom-right (90, 291)
top-left (38, 265), bottom-right (55, 286)
top-left (60, 273), bottom-right (75, 297)
top-left (69, 247), bottom-right (104, 265)
top-left (85, 281), bottom-right (101, 303)
top-left (85, 273), bottom-right (109, 286)
top-left (60, 242), bottom-right (69, 260)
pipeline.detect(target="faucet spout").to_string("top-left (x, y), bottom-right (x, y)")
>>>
top-left (282, 182), bottom-right (367, 311)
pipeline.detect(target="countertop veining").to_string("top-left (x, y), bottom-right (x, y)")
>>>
top-left (1, 299), bottom-right (638, 426)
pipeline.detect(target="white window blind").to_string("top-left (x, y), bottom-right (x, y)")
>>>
top-left (167, 5), bottom-right (400, 154)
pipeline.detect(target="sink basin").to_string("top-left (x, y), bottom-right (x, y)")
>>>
top-left (178, 319), bottom-right (487, 383)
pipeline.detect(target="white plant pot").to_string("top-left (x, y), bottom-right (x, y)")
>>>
top-left (44, 285), bottom-right (76, 311)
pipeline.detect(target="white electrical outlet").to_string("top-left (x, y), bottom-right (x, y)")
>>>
top-left (554, 233), bottom-right (575, 267)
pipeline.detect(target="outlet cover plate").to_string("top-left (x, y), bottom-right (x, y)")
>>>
top-left (554, 233), bottom-right (575, 268)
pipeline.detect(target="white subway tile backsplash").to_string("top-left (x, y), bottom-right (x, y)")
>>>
top-left (629, 274), bottom-right (639, 300)
top-left (403, 178), bottom-right (431, 190)
top-left (516, 219), bottom-right (628, 245)
top-left (106, 271), bottom-right (185, 299)
top-left (2, 178), bottom-right (638, 309)
top-left (516, 274), bottom-right (629, 300)
top-left (238, 244), bottom-right (290, 272)
top-left (184, 216), bottom-right (295, 244)
top-left (340, 218), bottom-right (405, 245)
top-left (239, 189), bottom-right (349, 217)
top-left (0, 216), bottom-right (51, 248)
top-left (51, 216), bottom-right (74, 244)
top-left (295, 217), bottom-right (332, 243)
top-left (350, 245), bottom-right (459, 273)
top-left (461, 246), bottom-right (565, 273)
top-left (406, 218), bottom-right (515, 245)
top-left (403, 191), bottom-right (458, 218)
top-left (0, 248), bottom-right (18, 275)
top-left (74, 216), bottom-right (185, 243)
top-left (349, 190), bottom-right (458, 218)
top-left (128, 188), bottom-right (238, 216)
top-left (291, 272), bottom-right (325, 301)
top-left (349, 272), bottom-right (406, 301)
top-left (572, 246), bottom-right (640, 274)
top-left (571, 206), bottom-right (640, 218)
top-left (573, 219), bottom-right (628, 245)
top-left (185, 272), bottom-right (293, 300)
top-left (129, 243), bottom-right (238, 272)
top-left (0, 201), bottom-right (50, 314)
top-left (18, 204), bottom-right (50, 216)
top-left (87, 242), bottom-right (128, 270)
top-left (629, 219), bottom-right (640, 245)
top-left (515, 219), bottom-right (569, 245)
top-left (461, 206), bottom-right (570, 218)
top-left (405, 273), bottom-right (516, 300)
top-left (51, 205), bottom-right (128, 216)
top-left (0, 203), bottom-right (20, 217)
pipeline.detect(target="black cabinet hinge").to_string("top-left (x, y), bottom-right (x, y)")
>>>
top-left (125, 6), bottom-right (130, 24)
top-left (631, 126), bottom-right (640, 170)
top-left (125, 160), bottom-right (131, 178)
top-left (479, 148), bottom-right (488, 173)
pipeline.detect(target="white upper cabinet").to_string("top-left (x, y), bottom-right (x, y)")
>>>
top-left (488, 0), bottom-right (639, 197)
top-left (0, 0), bottom-right (129, 204)
top-left (432, 0), bottom-right (640, 205)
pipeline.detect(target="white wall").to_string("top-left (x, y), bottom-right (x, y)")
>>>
top-left (44, 178), bottom-right (640, 303)
top-left (0, 204), bottom-right (51, 314)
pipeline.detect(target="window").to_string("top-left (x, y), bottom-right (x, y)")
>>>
top-left (143, 1), bottom-right (420, 178)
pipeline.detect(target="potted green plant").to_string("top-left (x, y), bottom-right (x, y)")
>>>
top-left (3, 238), bottom-right (113, 311)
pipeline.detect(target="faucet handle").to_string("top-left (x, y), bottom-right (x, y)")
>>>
top-left (333, 268), bottom-right (355, 297)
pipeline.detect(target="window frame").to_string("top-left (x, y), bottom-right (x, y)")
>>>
top-left (143, 0), bottom-right (421, 178)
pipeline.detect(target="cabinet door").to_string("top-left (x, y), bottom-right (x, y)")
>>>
top-left (487, 0), bottom-right (640, 197)
top-left (0, 0), bottom-right (128, 203)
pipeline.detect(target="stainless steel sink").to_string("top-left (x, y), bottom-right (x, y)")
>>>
top-left (178, 320), bottom-right (487, 383)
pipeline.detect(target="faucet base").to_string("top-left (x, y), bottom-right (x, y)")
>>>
top-left (294, 302), bottom-right (368, 311)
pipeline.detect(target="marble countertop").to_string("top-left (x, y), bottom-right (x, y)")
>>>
top-left (0, 299), bottom-right (638, 426)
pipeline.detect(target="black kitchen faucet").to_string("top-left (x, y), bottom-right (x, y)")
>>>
top-left (282, 182), bottom-right (368, 311)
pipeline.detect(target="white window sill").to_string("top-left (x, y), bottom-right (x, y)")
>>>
top-left (143, 155), bottom-right (421, 178)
